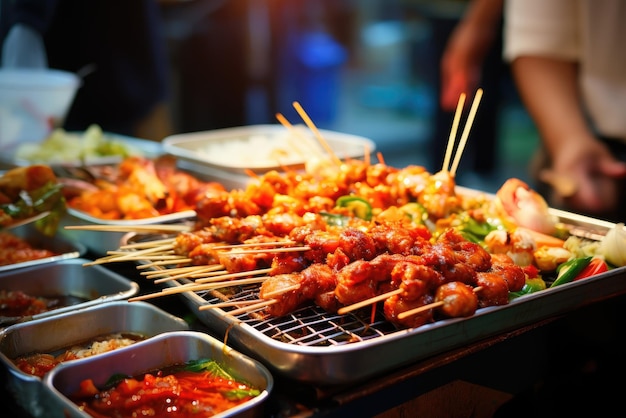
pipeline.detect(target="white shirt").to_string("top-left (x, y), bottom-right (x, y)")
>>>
top-left (503, 0), bottom-right (626, 141)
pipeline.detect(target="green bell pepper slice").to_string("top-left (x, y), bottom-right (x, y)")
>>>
top-left (509, 277), bottom-right (547, 299)
top-left (549, 256), bottom-right (592, 288)
top-left (335, 196), bottom-right (372, 221)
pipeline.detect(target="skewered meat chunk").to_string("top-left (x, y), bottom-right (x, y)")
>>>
top-left (475, 272), bottom-right (510, 307)
top-left (434, 281), bottom-right (478, 318)
top-left (259, 264), bottom-right (337, 317)
top-left (384, 293), bottom-right (434, 329)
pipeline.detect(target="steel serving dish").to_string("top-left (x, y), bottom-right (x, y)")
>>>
top-left (58, 208), bottom-right (196, 256)
top-left (0, 301), bottom-right (190, 416)
top-left (0, 132), bottom-right (163, 170)
top-left (0, 257), bottom-right (139, 327)
top-left (43, 330), bottom-right (273, 418)
top-left (0, 221), bottom-right (86, 273)
top-left (162, 124), bottom-right (376, 189)
top-left (123, 209), bottom-right (626, 387)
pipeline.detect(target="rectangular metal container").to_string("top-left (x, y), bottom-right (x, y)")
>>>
top-left (0, 301), bottom-right (190, 416)
top-left (43, 331), bottom-right (273, 418)
top-left (0, 220), bottom-right (86, 273)
top-left (162, 124), bottom-right (376, 188)
top-left (139, 209), bottom-right (626, 386)
top-left (58, 208), bottom-right (196, 256)
top-left (0, 257), bottom-right (139, 326)
top-left (0, 133), bottom-right (163, 169)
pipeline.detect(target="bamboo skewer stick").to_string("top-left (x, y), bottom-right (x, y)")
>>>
top-left (219, 246), bottom-right (310, 255)
top-left (120, 237), bottom-right (176, 250)
top-left (210, 241), bottom-right (297, 250)
top-left (224, 299), bottom-right (277, 315)
top-left (337, 289), bottom-right (403, 315)
top-left (292, 101), bottom-right (343, 166)
top-left (64, 224), bottom-right (192, 232)
top-left (201, 299), bottom-right (268, 309)
top-left (397, 301), bottom-right (443, 320)
top-left (450, 89), bottom-right (483, 176)
top-left (275, 112), bottom-right (326, 160)
top-left (141, 264), bottom-right (222, 278)
top-left (395, 287), bottom-right (484, 320)
top-left (193, 268), bottom-right (272, 284)
top-left (442, 93), bottom-right (466, 173)
top-left (261, 283), bottom-right (300, 299)
top-left (136, 258), bottom-right (192, 269)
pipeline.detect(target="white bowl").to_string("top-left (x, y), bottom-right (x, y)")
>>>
top-left (0, 69), bottom-right (81, 146)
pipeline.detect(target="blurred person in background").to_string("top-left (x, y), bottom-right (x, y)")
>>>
top-left (0, 0), bottom-right (172, 141)
top-left (504, 0), bottom-right (626, 223)
top-left (426, 0), bottom-right (506, 175)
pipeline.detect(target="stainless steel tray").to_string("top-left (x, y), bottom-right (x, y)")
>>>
top-left (42, 331), bottom-right (273, 418)
top-left (0, 132), bottom-right (163, 170)
top-left (0, 258), bottom-right (139, 326)
top-left (128, 210), bottom-right (626, 386)
top-left (162, 124), bottom-right (376, 174)
top-left (0, 222), bottom-right (86, 273)
top-left (58, 208), bottom-right (196, 256)
top-left (0, 301), bottom-right (190, 416)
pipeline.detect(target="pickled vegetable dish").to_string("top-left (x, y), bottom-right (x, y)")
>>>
top-left (70, 359), bottom-right (261, 417)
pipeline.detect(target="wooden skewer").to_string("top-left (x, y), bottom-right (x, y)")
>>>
top-left (200, 299), bottom-right (268, 310)
top-left (64, 224), bottom-right (192, 232)
top-left (129, 275), bottom-right (268, 302)
top-left (337, 289), bottom-right (402, 315)
top-left (142, 264), bottom-right (222, 278)
top-left (119, 237), bottom-right (176, 250)
top-left (442, 92), bottom-right (466, 173)
top-left (150, 266), bottom-right (224, 283)
top-left (396, 301), bottom-right (443, 320)
top-left (292, 101), bottom-right (343, 166)
top-left (107, 249), bottom-right (174, 256)
top-left (450, 88), bottom-right (483, 176)
top-left (193, 268), bottom-right (272, 284)
top-left (260, 283), bottom-right (300, 299)
top-left (224, 299), bottom-right (277, 316)
top-left (397, 286), bottom-right (484, 320)
top-left (275, 112), bottom-right (325, 160)
top-left (219, 246), bottom-right (310, 255)
top-left (337, 285), bottom-right (485, 318)
top-left (84, 243), bottom-right (178, 265)
top-left (164, 275), bottom-right (270, 291)
top-left (210, 241), bottom-right (296, 250)
top-left (136, 258), bottom-right (192, 269)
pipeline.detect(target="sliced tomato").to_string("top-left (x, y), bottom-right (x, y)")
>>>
top-left (573, 257), bottom-right (608, 281)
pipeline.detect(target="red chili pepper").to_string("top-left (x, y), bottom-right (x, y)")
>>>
top-left (573, 257), bottom-right (608, 281)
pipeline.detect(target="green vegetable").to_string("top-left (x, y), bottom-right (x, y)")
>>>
top-left (549, 256), bottom-right (592, 288)
top-left (458, 217), bottom-right (499, 243)
top-left (399, 202), bottom-right (428, 225)
top-left (509, 277), bottom-right (547, 299)
top-left (1, 182), bottom-right (66, 236)
top-left (335, 195), bottom-right (372, 221)
top-left (320, 211), bottom-right (350, 227)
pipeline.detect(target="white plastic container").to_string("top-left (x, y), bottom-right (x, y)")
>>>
top-left (0, 69), bottom-right (80, 146)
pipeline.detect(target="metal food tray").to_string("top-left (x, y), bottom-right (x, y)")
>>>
top-left (0, 301), bottom-right (190, 417)
top-left (0, 133), bottom-right (163, 170)
top-left (0, 258), bottom-right (139, 326)
top-left (43, 331), bottom-right (273, 418)
top-left (162, 124), bottom-right (376, 174)
top-left (127, 210), bottom-right (626, 387)
top-left (58, 208), bottom-right (196, 256)
top-left (0, 221), bottom-right (86, 273)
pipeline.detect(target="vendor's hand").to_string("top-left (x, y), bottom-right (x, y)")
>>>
top-left (440, 20), bottom-right (496, 111)
top-left (552, 138), bottom-right (626, 215)
top-left (1, 24), bottom-right (47, 68)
